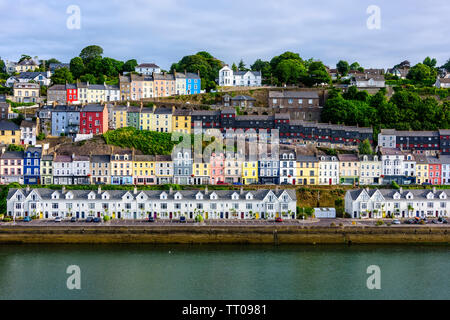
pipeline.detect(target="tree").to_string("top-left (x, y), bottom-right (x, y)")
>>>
top-left (336, 60), bottom-right (350, 76)
top-left (122, 59), bottom-right (138, 73)
top-left (69, 57), bottom-right (85, 79)
top-left (303, 61), bottom-right (331, 86)
top-left (79, 45), bottom-right (104, 64)
top-left (350, 62), bottom-right (360, 70)
top-left (231, 63), bottom-right (238, 72)
top-left (18, 55), bottom-right (32, 63)
top-left (238, 59), bottom-right (248, 71)
top-left (274, 59), bottom-right (307, 85)
top-left (79, 73), bottom-right (97, 84)
top-left (423, 56), bottom-right (437, 68)
top-left (250, 59), bottom-right (272, 84)
top-left (442, 58), bottom-right (450, 72)
top-left (394, 60), bottom-right (410, 69)
top-left (406, 63), bottom-right (437, 83)
top-left (358, 139), bottom-right (373, 155)
top-left (0, 59), bottom-right (5, 73)
top-left (51, 67), bottom-right (73, 84)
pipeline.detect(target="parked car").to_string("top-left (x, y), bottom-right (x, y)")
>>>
top-left (233, 182), bottom-right (243, 186)
top-left (392, 219), bottom-right (401, 225)
top-left (70, 217), bottom-right (77, 222)
top-left (148, 216), bottom-right (155, 222)
top-left (85, 217), bottom-right (94, 223)
top-left (93, 217), bottom-right (101, 223)
top-left (216, 181), bottom-right (229, 185)
top-left (179, 216), bottom-right (187, 223)
top-left (23, 216), bottom-right (32, 222)
top-left (54, 217), bottom-right (62, 222)
top-left (275, 217), bottom-right (283, 223)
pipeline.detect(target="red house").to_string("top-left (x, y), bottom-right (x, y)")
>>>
top-left (66, 84), bottom-right (78, 104)
top-left (428, 157), bottom-right (442, 185)
top-left (79, 104), bottom-right (108, 135)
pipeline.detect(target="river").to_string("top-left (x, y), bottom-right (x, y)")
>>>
top-left (0, 244), bottom-right (448, 300)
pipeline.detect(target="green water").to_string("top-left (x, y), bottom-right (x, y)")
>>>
top-left (0, 244), bottom-right (448, 300)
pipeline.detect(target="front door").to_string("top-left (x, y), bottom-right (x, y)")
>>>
top-left (76, 212), bottom-right (80, 219)
top-left (241, 212), bottom-right (244, 219)
top-left (329, 179), bottom-right (332, 185)
top-left (133, 212), bottom-right (137, 219)
top-left (169, 212), bottom-right (173, 219)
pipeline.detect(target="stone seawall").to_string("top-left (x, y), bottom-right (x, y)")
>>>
top-left (0, 226), bottom-right (449, 244)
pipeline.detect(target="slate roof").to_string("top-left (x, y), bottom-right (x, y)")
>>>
top-left (269, 91), bottom-right (319, 99)
top-left (231, 95), bottom-right (256, 101)
top-left (90, 155), bottom-right (110, 163)
top-left (0, 151), bottom-right (23, 159)
top-left (137, 63), bottom-right (160, 68)
top-left (7, 188), bottom-right (296, 202)
top-left (347, 188), bottom-right (449, 201)
top-left (80, 104), bottom-right (105, 112)
top-left (0, 120), bottom-right (20, 131)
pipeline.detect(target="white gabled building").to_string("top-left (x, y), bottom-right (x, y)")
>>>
top-left (345, 187), bottom-right (449, 219)
top-left (218, 65), bottom-right (262, 87)
top-left (6, 187), bottom-right (297, 220)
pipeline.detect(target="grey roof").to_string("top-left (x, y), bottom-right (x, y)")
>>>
top-left (296, 155), bottom-right (318, 162)
top-left (90, 155), bottom-right (110, 163)
top-left (234, 70), bottom-right (261, 76)
top-left (137, 63), bottom-right (160, 68)
top-left (18, 59), bottom-right (37, 66)
top-left (0, 151), bottom-right (23, 159)
top-left (0, 120), bottom-right (20, 131)
top-left (20, 120), bottom-right (37, 128)
top-left (173, 109), bottom-right (191, 116)
top-left (380, 129), bottom-right (439, 137)
top-left (347, 188), bottom-right (449, 201)
top-left (154, 107), bottom-right (172, 115)
top-left (42, 155), bottom-right (54, 161)
top-left (80, 104), bottom-right (105, 112)
top-left (25, 147), bottom-right (42, 154)
top-left (18, 72), bottom-right (49, 79)
top-left (269, 91), bottom-right (319, 99)
top-left (337, 154), bottom-right (359, 161)
top-left (231, 95), bottom-right (256, 101)
top-left (7, 188), bottom-right (296, 202)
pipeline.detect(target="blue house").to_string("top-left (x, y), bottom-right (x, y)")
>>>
top-left (24, 146), bottom-right (42, 184)
top-left (185, 72), bottom-right (201, 95)
top-left (51, 105), bottom-right (80, 137)
top-left (258, 155), bottom-right (279, 185)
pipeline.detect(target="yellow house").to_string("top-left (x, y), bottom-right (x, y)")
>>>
top-left (0, 121), bottom-right (21, 145)
top-left (15, 59), bottom-right (38, 73)
top-left (140, 108), bottom-right (154, 131)
top-left (112, 105), bottom-right (128, 129)
top-left (193, 162), bottom-right (210, 185)
top-left (337, 154), bottom-right (360, 185)
top-left (296, 155), bottom-right (319, 185)
top-left (172, 109), bottom-right (191, 134)
top-left (415, 155), bottom-right (429, 184)
top-left (13, 83), bottom-right (40, 103)
top-left (242, 161), bottom-right (258, 184)
top-left (152, 107), bottom-right (172, 133)
top-left (133, 155), bottom-right (156, 185)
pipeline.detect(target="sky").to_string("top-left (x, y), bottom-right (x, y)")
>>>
top-left (0, 0), bottom-right (449, 70)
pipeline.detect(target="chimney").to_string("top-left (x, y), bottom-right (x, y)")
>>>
top-left (275, 185), bottom-right (279, 194)
top-left (240, 186), bottom-right (244, 195)
top-left (126, 101), bottom-right (130, 107)
top-left (62, 186), bottom-right (66, 193)
top-left (133, 185), bottom-right (138, 194)
top-left (432, 187), bottom-right (436, 193)
top-left (399, 187), bottom-right (403, 194)
top-left (98, 185), bottom-right (102, 194)
top-left (205, 186), bottom-right (208, 195)
top-left (169, 186), bottom-right (173, 195)
top-left (87, 81), bottom-right (89, 86)
top-left (26, 185), bottom-right (30, 193)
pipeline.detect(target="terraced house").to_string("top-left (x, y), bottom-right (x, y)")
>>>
top-left (23, 147), bottom-right (41, 185)
top-left (7, 187), bottom-right (297, 221)
top-left (0, 121), bottom-right (20, 145)
top-left (345, 187), bottom-right (449, 219)
top-left (0, 151), bottom-right (23, 184)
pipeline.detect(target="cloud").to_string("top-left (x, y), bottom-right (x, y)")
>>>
top-left (0, 0), bottom-right (448, 69)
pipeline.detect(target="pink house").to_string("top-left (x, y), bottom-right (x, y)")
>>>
top-left (210, 152), bottom-right (225, 184)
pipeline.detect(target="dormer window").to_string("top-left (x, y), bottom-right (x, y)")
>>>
top-left (196, 193), bottom-right (203, 200)
top-left (160, 193), bottom-right (167, 200)
top-left (246, 193), bottom-right (253, 200)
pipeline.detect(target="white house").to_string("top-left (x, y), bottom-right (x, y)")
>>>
top-left (20, 119), bottom-right (37, 146)
top-left (440, 155), bottom-right (450, 185)
top-left (434, 78), bottom-right (450, 89)
top-left (318, 155), bottom-right (339, 185)
top-left (350, 74), bottom-right (385, 88)
top-left (359, 155), bottom-right (381, 185)
top-left (6, 187), bottom-right (297, 220)
top-left (345, 187), bottom-right (449, 219)
top-left (135, 63), bottom-right (161, 75)
top-left (218, 65), bottom-right (262, 87)
top-left (279, 150), bottom-right (296, 184)
top-left (105, 84), bottom-right (120, 102)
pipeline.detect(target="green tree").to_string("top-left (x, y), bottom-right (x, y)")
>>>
top-left (231, 63), bottom-right (238, 72)
top-left (358, 139), bottom-right (373, 155)
top-left (423, 56), bottom-right (437, 68)
top-left (442, 58), bottom-right (450, 72)
top-left (238, 59), bottom-right (248, 71)
top-left (350, 62), bottom-right (360, 70)
top-left (69, 57), bottom-right (85, 79)
top-left (336, 60), bottom-right (350, 76)
top-left (79, 45), bottom-right (104, 64)
top-left (51, 67), bottom-right (73, 84)
top-left (0, 59), bottom-right (5, 73)
top-left (19, 55), bottom-right (32, 63)
top-left (79, 73), bottom-right (97, 84)
top-left (122, 59), bottom-right (138, 73)
top-left (406, 63), bottom-right (437, 83)
top-left (303, 61), bottom-right (331, 86)
top-left (274, 59), bottom-right (307, 85)
top-left (250, 59), bottom-right (271, 83)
